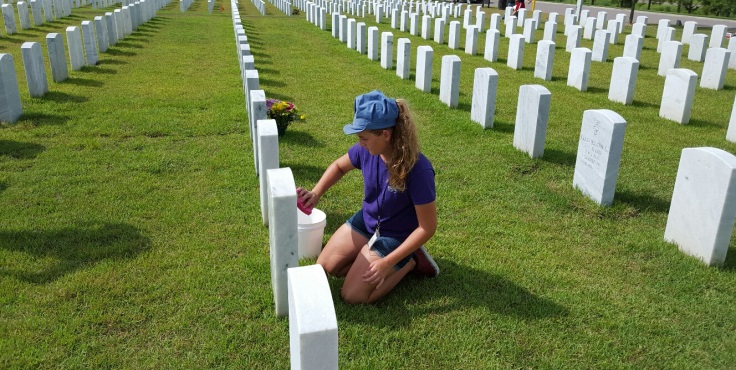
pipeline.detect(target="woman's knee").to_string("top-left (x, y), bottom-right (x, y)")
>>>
top-left (340, 284), bottom-right (370, 305)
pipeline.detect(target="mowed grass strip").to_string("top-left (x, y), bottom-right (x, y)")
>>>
top-left (0, 0), bottom-right (734, 368)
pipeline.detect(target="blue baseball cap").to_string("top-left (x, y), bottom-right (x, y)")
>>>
top-left (343, 90), bottom-right (399, 134)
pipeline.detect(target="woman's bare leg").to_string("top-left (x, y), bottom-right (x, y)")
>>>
top-left (316, 223), bottom-right (368, 277)
top-left (340, 245), bottom-right (416, 304)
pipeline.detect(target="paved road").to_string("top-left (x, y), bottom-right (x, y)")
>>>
top-left (482, 0), bottom-right (736, 30)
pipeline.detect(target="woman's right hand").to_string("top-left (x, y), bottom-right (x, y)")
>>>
top-left (297, 187), bottom-right (320, 208)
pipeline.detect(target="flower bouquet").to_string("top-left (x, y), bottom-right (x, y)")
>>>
top-left (266, 98), bottom-right (305, 137)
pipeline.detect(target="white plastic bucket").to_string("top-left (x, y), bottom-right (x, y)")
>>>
top-left (297, 208), bottom-right (327, 259)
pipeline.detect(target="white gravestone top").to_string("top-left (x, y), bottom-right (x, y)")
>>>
top-left (573, 109), bottom-right (627, 206)
top-left (664, 147), bottom-right (736, 266)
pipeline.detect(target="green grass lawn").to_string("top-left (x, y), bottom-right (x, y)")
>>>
top-left (1, 0), bottom-right (735, 368)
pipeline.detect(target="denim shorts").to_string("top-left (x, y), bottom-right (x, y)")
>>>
top-left (346, 210), bottom-right (412, 271)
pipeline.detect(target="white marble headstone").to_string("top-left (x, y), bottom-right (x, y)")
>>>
top-left (664, 147), bottom-right (736, 266)
top-left (543, 21), bottom-right (557, 43)
top-left (523, 18), bottom-right (536, 44)
top-left (687, 34), bottom-right (708, 62)
top-left (681, 21), bottom-right (697, 44)
top-left (591, 30), bottom-right (610, 62)
top-left (465, 25), bottom-right (478, 55)
top-left (17, 1), bottom-right (30, 30)
top-left (727, 95), bottom-right (736, 143)
top-left (46, 33), bottom-right (68, 83)
top-left (439, 54), bottom-right (460, 108)
top-left (534, 40), bottom-right (555, 81)
top-left (0, 54), bottom-right (22, 123)
top-left (66, 26), bottom-right (84, 70)
top-left (448, 20), bottom-right (461, 49)
top-left (380, 31), bottom-right (393, 69)
top-left (507, 34), bottom-right (525, 70)
top-left (710, 24), bottom-right (727, 48)
top-left (421, 14), bottom-right (431, 39)
top-left (583, 17), bottom-right (596, 40)
top-left (657, 41), bottom-right (682, 76)
top-left (606, 20), bottom-right (619, 45)
top-left (572, 109), bottom-right (627, 206)
top-left (250, 90), bottom-right (267, 174)
top-left (434, 17), bottom-right (445, 44)
top-left (346, 18), bottom-right (356, 49)
top-left (700, 47), bottom-right (730, 90)
top-left (471, 67), bottom-right (498, 129)
top-left (267, 167), bottom-right (299, 317)
top-left (484, 28), bottom-right (500, 62)
top-left (258, 119), bottom-right (279, 226)
top-left (415, 46), bottom-right (433, 93)
top-left (567, 47), bottom-right (591, 91)
top-left (2, 4), bottom-right (17, 35)
top-left (656, 18), bottom-right (670, 39)
top-left (20, 42), bottom-right (48, 98)
top-left (728, 37), bottom-right (736, 69)
top-left (356, 22), bottom-right (366, 54)
top-left (513, 84), bottom-right (551, 159)
top-left (623, 34), bottom-right (643, 60)
top-left (396, 38), bottom-right (410, 79)
top-left (288, 265), bottom-right (338, 370)
top-left (367, 26), bottom-right (378, 61)
top-left (81, 21), bottom-right (99, 66)
top-left (632, 22), bottom-right (646, 38)
top-left (94, 16), bottom-right (109, 53)
top-left (608, 57), bottom-right (639, 105)
top-left (105, 13), bottom-right (118, 46)
top-left (566, 25), bottom-right (581, 52)
top-left (505, 16), bottom-right (516, 38)
top-left (659, 68), bottom-right (697, 124)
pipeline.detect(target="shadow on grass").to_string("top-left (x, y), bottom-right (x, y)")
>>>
top-left (0, 140), bottom-right (45, 159)
top-left (18, 111), bottom-right (70, 126)
top-left (279, 130), bottom-right (325, 148)
top-left (0, 222), bottom-right (151, 284)
top-left (41, 91), bottom-right (89, 103)
top-left (282, 161), bottom-right (326, 185)
top-left (541, 148), bottom-right (576, 167)
top-left (631, 99), bottom-right (658, 109)
top-left (336, 258), bottom-right (569, 328)
top-left (80, 66), bottom-right (117, 75)
top-left (105, 48), bottom-right (137, 57)
top-left (260, 77), bottom-right (286, 88)
top-left (687, 118), bottom-right (720, 128)
top-left (63, 77), bottom-right (103, 87)
top-left (615, 189), bottom-right (670, 213)
top-left (491, 120), bottom-right (515, 134)
top-left (115, 41), bottom-right (144, 49)
top-left (99, 59), bottom-right (128, 66)
top-left (587, 86), bottom-right (607, 94)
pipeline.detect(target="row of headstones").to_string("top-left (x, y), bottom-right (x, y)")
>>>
top-left (0, 0), bottom-right (134, 35)
top-left (295, 0), bottom-right (736, 268)
top-left (231, 4), bottom-right (339, 368)
top-left (324, 1), bottom-right (736, 134)
top-left (250, 0), bottom-right (265, 15)
top-left (268, 0), bottom-right (292, 15)
top-left (296, 0), bottom-right (478, 21)
top-left (1, 0), bottom-right (76, 35)
top-left (0, 0), bottom-right (166, 123)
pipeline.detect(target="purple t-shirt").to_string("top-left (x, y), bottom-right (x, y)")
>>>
top-left (348, 144), bottom-right (436, 239)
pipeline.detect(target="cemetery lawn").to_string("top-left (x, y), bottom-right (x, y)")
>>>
top-left (2, 1), bottom-right (736, 368)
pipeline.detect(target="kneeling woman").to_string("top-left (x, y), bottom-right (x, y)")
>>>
top-left (297, 90), bottom-right (439, 304)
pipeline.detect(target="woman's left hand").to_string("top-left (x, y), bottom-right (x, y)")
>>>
top-left (362, 259), bottom-right (393, 287)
